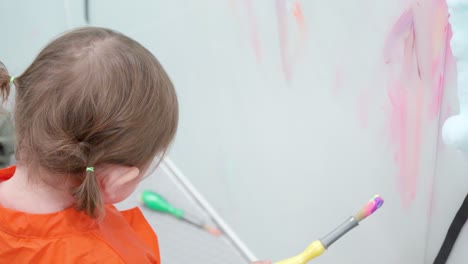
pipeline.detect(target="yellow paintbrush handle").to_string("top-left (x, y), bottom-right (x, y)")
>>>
top-left (274, 240), bottom-right (326, 264)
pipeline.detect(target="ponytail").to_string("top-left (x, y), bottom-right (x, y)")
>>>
top-left (72, 166), bottom-right (104, 219)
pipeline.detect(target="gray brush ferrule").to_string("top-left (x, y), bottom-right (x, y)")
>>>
top-left (320, 216), bottom-right (359, 248)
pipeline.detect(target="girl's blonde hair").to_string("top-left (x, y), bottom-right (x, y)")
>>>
top-left (0, 27), bottom-right (178, 218)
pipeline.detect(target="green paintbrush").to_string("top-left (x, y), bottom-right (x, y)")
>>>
top-left (141, 190), bottom-right (221, 236)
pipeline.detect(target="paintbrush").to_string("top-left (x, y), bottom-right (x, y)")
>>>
top-left (275, 195), bottom-right (384, 264)
top-left (141, 190), bottom-right (222, 236)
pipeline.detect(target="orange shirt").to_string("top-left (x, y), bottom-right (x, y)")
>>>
top-left (0, 166), bottom-right (160, 263)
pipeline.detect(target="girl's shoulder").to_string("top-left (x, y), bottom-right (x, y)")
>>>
top-left (85, 205), bottom-right (161, 263)
top-left (0, 201), bottom-right (160, 263)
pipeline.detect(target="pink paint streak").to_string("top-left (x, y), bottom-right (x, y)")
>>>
top-left (387, 82), bottom-right (408, 189)
top-left (292, 1), bottom-right (307, 63)
top-left (429, 20), bottom-right (452, 118)
top-left (276, 0), bottom-right (292, 81)
top-left (384, 8), bottom-right (424, 207)
top-left (275, 0), bottom-right (307, 81)
top-left (229, 0), bottom-right (262, 63)
top-left (409, 80), bottom-right (424, 204)
top-left (293, 2), bottom-right (304, 22)
top-left (384, 10), bottom-right (414, 65)
top-left (243, 0), bottom-right (262, 62)
top-left (430, 74), bottom-right (445, 117)
top-left (383, 2), bottom-right (453, 207)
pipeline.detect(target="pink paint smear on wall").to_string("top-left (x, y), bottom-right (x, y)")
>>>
top-left (244, 0), bottom-right (262, 63)
top-left (231, 0), bottom-right (306, 80)
top-left (384, 1), bottom-right (453, 207)
top-left (429, 0), bottom-right (452, 118)
top-left (229, 0), bottom-right (262, 63)
top-left (384, 9), bottom-right (421, 207)
top-left (276, 0), bottom-right (307, 81)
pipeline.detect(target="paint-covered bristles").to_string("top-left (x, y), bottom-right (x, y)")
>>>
top-left (203, 225), bottom-right (222, 236)
top-left (354, 195), bottom-right (384, 222)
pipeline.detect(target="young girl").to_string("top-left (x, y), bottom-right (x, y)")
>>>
top-left (0, 26), bottom-right (271, 264)
top-left (0, 27), bottom-right (178, 263)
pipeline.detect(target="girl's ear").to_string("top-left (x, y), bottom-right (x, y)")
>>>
top-left (98, 164), bottom-right (140, 204)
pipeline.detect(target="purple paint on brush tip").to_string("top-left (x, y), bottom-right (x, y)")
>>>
top-left (374, 197), bottom-right (384, 209)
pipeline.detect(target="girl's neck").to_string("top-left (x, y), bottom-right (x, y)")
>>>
top-left (0, 165), bottom-right (75, 214)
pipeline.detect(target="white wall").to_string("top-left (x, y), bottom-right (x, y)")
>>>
top-left (0, 1), bottom-right (466, 263)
